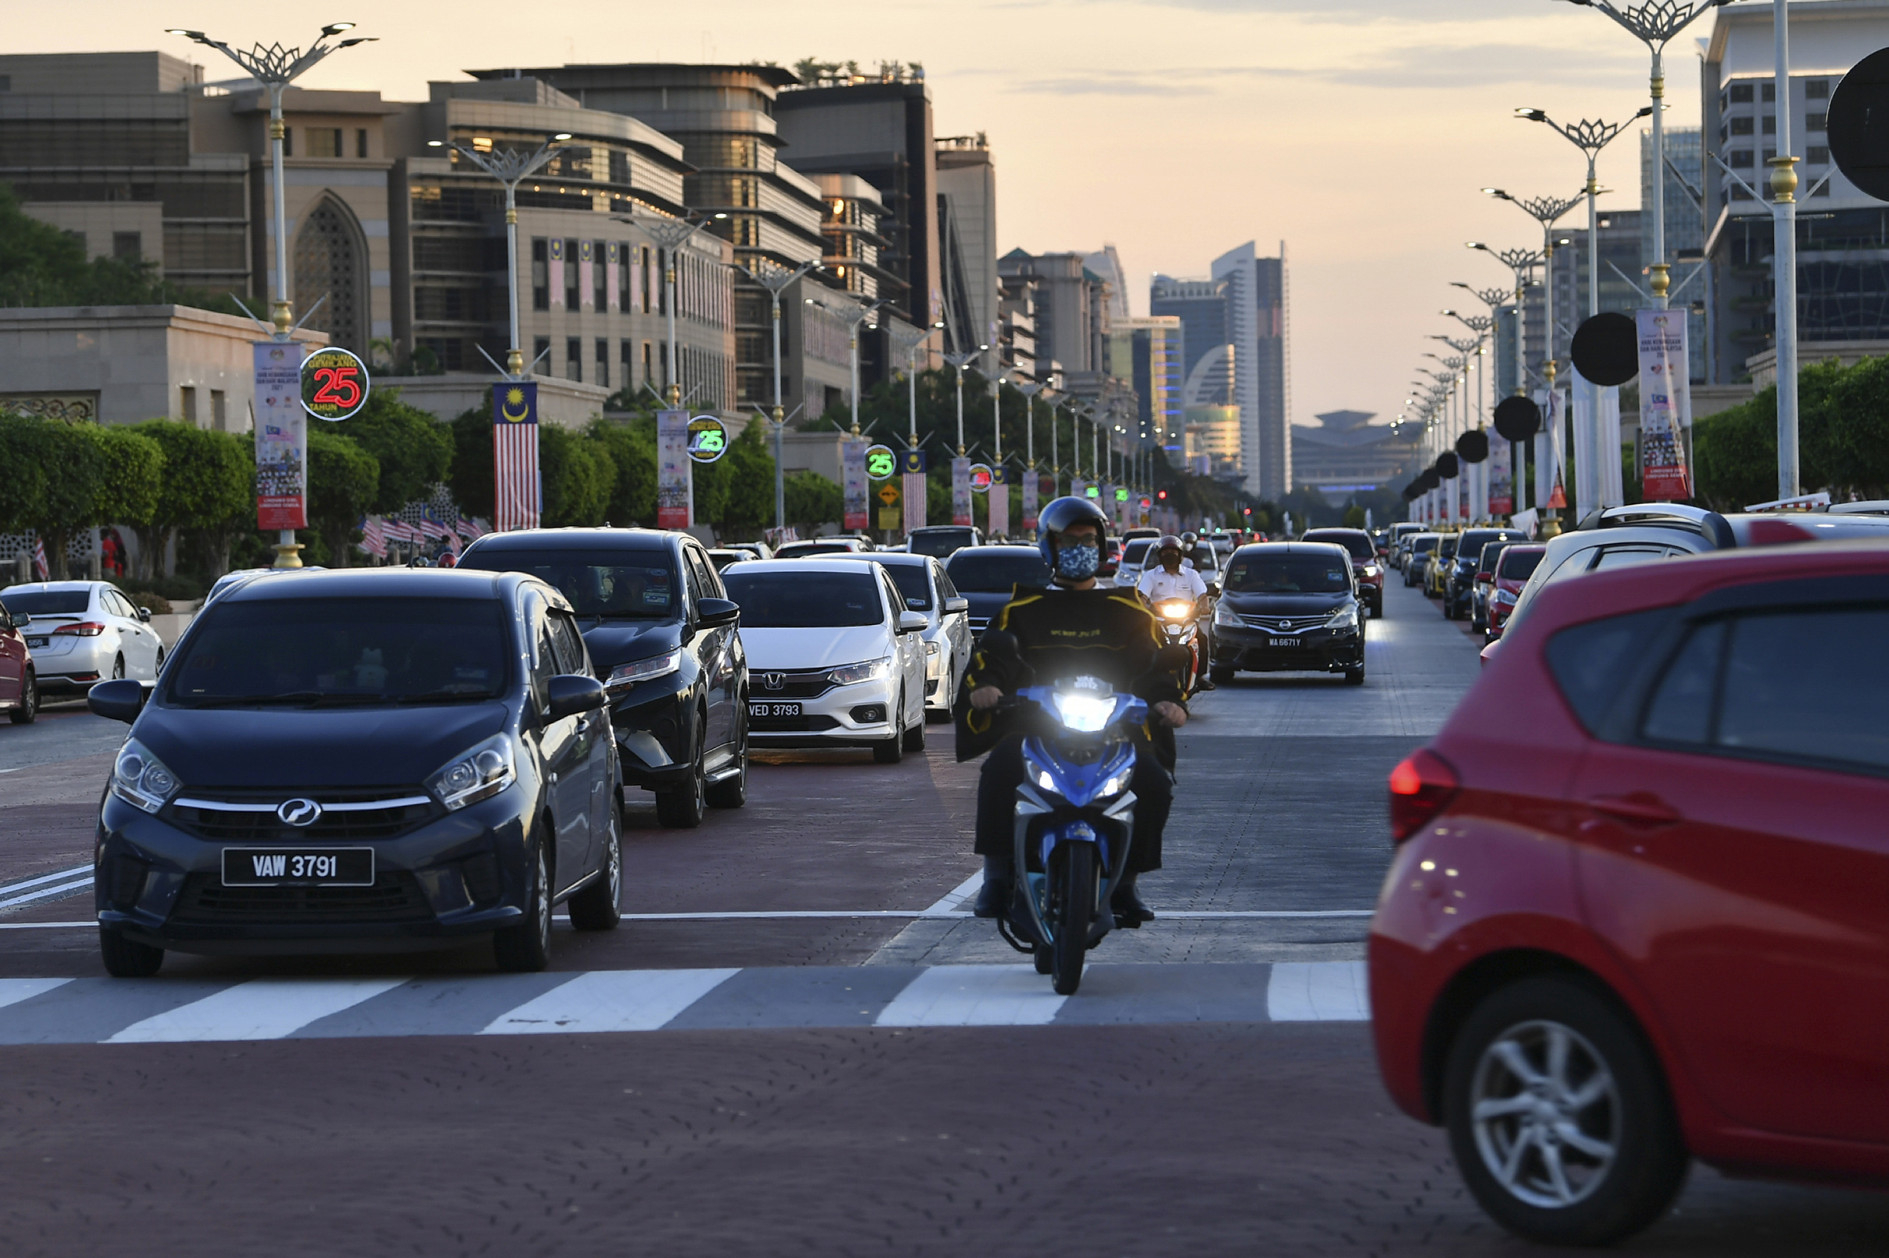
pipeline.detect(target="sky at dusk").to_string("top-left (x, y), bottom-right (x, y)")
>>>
top-left (18, 0), bottom-right (1692, 429)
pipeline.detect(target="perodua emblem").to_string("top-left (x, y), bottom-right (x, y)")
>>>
top-left (277, 798), bottom-right (323, 827)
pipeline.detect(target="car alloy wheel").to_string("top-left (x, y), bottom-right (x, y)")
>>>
top-left (8, 668), bottom-right (36, 725)
top-left (111, 654), bottom-right (125, 681)
top-left (1469, 1019), bottom-right (1620, 1209)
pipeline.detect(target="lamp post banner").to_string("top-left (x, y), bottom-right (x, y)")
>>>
top-left (1635, 309), bottom-right (1693, 501)
top-left (902, 447), bottom-right (928, 534)
top-left (842, 437), bottom-right (869, 531)
top-left (254, 340), bottom-right (308, 530)
top-left (988, 466), bottom-right (1009, 538)
top-left (1489, 435), bottom-right (1514, 517)
top-left (656, 408), bottom-right (692, 529)
top-left (1021, 467), bottom-right (1040, 532)
top-left (951, 456), bottom-right (972, 526)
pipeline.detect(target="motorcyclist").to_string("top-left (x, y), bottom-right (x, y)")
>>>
top-left (957, 496), bottom-right (1189, 923)
top-left (1179, 531), bottom-right (1200, 570)
top-left (1136, 535), bottom-right (1213, 691)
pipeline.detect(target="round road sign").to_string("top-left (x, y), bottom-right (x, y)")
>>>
top-left (1571, 312), bottom-right (1639, 387)
top-left (864, 443), bottom-right (897, 481)
top-left (968, 463), bottom-right (993, 494)
top-left (300, 346), bottom-right (370, 422)
top-left (687, 415), bottom-right (728, 464)
top-left (1456, 429), bottom-right (1490, 464)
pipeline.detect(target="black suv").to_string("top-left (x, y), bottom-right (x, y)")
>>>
top-left (459, 529), bottom-right (747, 828)
top-left (1443, 528), bottom-right (1528, 620)
top-left (86, 568), bottom-right (619, 976)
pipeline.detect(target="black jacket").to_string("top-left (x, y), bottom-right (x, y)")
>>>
top-left (955, 583), bottom-right (1187, 764)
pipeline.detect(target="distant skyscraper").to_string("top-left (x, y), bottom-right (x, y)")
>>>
top-left (1210, 241), bottom-right (1290, 499)
top-left (1151, 273), bottom-right (1236, 479)
top-left (1105, 317), bottom-right (1183, 459)
top-left (1084, 245), bottom-right (1131, 320)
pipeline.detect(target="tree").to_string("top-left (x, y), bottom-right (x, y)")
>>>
top-left (1342, 504), bottom-right (1368, 529)
top-left (338, 389), bottom-right (453, 514)
top-left (131, 421), bottom-right (253, 580)
top-left (16, 419), bottom-right (109, 579)
top-left (0, 412), bottom-right (50, 537)
top-left (694, 417), bottom-right (776, 535)
top-left (94, 426), bottom-right (163, 539)
top-left (447, 402), bottom-right (496, 522)
top-left (540, 424), bottom-right (614, 526)
top-left (783, 470), bottom-right (842, 533)
top-left (588, 416), bottom-right (657, 525)
top-left (305, 430), bottom-right (380, 566)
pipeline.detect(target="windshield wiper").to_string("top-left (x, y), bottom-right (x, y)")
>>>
top-left (179, 691), bottom-right (386, 708)
top-left (393, 689), bottom-right (501, 705)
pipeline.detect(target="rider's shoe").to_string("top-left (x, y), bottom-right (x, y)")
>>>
top-left (972, 856), bottom-right (1013, 918)
top-left (1111, 873), bottom-right (1155, 926)
top-left (1198, 677), bottom-right (1217, 691)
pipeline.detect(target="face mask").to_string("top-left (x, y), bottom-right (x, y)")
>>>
top-left (1055, 542), bottom-right (1100, 580)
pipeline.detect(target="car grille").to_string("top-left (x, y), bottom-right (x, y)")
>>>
top-left (1237, 614), bottom-right (1331, 633)
top-left (169, 872), bottom-right (433, 925)
top-left (748, 667), bottom-right (836, 700)
top-left (169, 792), bottom-right (436, 842)
top-left (749, 714), bottom-right (841, 733)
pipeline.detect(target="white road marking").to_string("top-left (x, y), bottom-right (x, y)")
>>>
top-left (0, 864), bottom-right (93, 898)
top-left (0, 908), bottom-right (1375, 930)
top-left (107, 978), bottom-right (409, 1043)
top-left (480, 968), bottom-right (738, 1035)
top-left (920, 870), bottom-right (986, 917)
top-left (0, 922), bottom-right (94, 930)
top-left (875, 964), bottom-right (1066, 1027)
top-left (1266, 961), bottom-right (1370, 1022)
top-left (0, 880), bottom-right (93, 912)
top-left (0, 977), bottom-right (73, 1010)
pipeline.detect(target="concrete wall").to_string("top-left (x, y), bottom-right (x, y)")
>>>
top-left (376, 373), bottom-right (610, 429)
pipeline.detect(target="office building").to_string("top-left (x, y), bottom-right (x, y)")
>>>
top-left (996, 269), bottom-right (1039, 379)
top-left (1084, 245), bottom-right (1132, 321)
top-left (1208, 241), bottom-right (1291, 499)
top-left (1549, 209), bottom-right (1646, 367)
top-left (1104, 317), bottom-right (1183, 459)
top-left (935, 133), bottom-right (998, 370)
top-left (1701, 1), bottom-right (1889, 383)
top-left (999, 249), bottom-right (1112, 390)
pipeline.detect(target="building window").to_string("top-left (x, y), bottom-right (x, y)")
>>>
top-left (593, 240), bottom-right (607, 311)
top-left (356, 128), bottom-right (368, 158)
top-left (1762, 115), bottom-right (1776, 135)
top-left (643, 341), bottom-right (654, 385)
top-left (293, 196), bottom-right (368, 352)
top-left (608, 150), bottom-right (630, 184)
top-left (1729, 149), bottom-right (1755, 168)
top-left (1807, 78), bottom-right (1831, 100)
top-left (640, 247), bottom-right (653, 312)
top-left (564, 239), bottom-right (579, 311)
top-left (1730, 83), bottom-right (1754, 104)
top-left (532, 238), bottom-right (548, 310)
top-left (210, 390), bottom-right (227, 431)
top-left (307, 128), bottom-right (343, 159)
top-left (112, 231), bottom-right (141, 260)
top-left (533, 336), bottom-right (550, 372)
top-left (1730, 116), bottom-right (1755, 136)
top-left (566, 337), bottom-right (582, 382)
top-left (621, 340), bottom-right (634, 389)
top-left (1808, 112), bottom-right (1827, 132)
top-left (596, 338), bottom-right (609, 389)
top-left (282, 128), bottom-right (292, 156)
top-left (1809, 145), bottom-right (1831, 166)
top-left (1762, 81), bottom-right (1776, 103)
top-left (180, 386), bottom-right (197, 424)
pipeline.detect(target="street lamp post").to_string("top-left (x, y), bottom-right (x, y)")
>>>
top-left (943, 349), bottom-right (980, 527)
top-left (1771, 0), bottom-right (1801, 498)
top-left (615, 214), bottom-right (727, 406)
top-left (166, 22), bottom-right (376, 568)
top-left (1454, 280), bottom-right (1528, 510)
top-left (733, 259), bottom-right (822, 532)
top-left (807, 296), bottom-right (883, 437)
top-left (427, 133), bottom-right (571, 378)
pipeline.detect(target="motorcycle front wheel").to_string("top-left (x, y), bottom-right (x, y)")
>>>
top-left (1050, 843), bottom-right (1097, 996)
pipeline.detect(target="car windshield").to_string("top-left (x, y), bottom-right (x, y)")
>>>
top-left (723, 570), bottom-right (886, 627)
top-left (1413, 537), bottom-right (1439, 553)
top-left (1302, 531), bottom-right (1374, 560)
top-left (1439, 538), bottom-right (1459, 558)
top-left (1224, 555), bottom-right (1351, 594)
top-left (1498, 549), bottom-right (1545, 580)
top-left (945, 551), bottom-right (1052, 592)
top-left (909, 529), bottom-right (975, 557)
top-left (164, 597), bottom-right (509, 707)
top-left (1123, 539), bottom-right (1152, 564)
top-left (0, 589), bottom-right (91, 616)
top-left (458, 548), bottom-right (677, 618)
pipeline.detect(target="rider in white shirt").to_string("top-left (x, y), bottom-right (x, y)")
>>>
top-left (1137, 536), bottom-right (1208, 604)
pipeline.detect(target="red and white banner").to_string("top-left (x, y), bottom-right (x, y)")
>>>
top-left (493, 382), bottom-right (542, 531)
top-left (656, 409), bottom-right (692, 530)
top-left (254, 341), bottom-right (308, 530)
top-left (1636, 309), bottom-right (1693, 501)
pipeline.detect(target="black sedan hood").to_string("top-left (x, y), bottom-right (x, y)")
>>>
top-left (579, 618), bottom-right (682, 669)
top-left (135, 702), bottom-right (510, 792)
top-left (961, 589), bottom-right (1018, 622)
top-left (1222, 590), bottom-right (1351, 616)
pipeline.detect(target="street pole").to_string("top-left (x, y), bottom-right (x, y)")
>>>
top-left (732, 259), bottom-right (820, 532)
top-left (621, 215), bottom-right (726, 406)
top-left (1772, 0), bottom-right (1800, 497)
top-left (167, 23), bottom-right (376, 568)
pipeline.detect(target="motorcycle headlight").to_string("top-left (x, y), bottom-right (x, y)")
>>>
top-left (1050, 689), bottom-right (1116, 733)
top-left (1213, 602), bottom-right (1242, 628)
top-left (110, 738), bottom-right (180, 813)
top-left (427, 732), bottom-right (516, 811)
top-left (1157, 599), bottom-right (1192, 621)
top-left (606, 649), bottom-right (681, 692)
top-left (1325, 604), bottom-right (1359, 632)
top-left (830, 657), bottom-right (892, 686)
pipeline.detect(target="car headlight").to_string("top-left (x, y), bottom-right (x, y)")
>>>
top-left (427, 732), bottom-right (516, 811)
top-left (110, 738), bottom-right (180, 813)
top-left (1493, 588), bottom-right (1518, 606)
top-left (1213, 602), bottom-right (1242, 628)
top-left (1361, 564), bottom-right (1379, 578)
top-left (830, 657), bottom-right (893, 686)
top-left (606, 649), bottom-right (681, 691)
top-left (1325, 604), bottom-right (1359, 631)
top-left (1050, 690), bottom-right (1116, 733)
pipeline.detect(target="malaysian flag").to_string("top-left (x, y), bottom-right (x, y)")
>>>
top-left (359, 515), bottom-right (387, 559)
top-left (32, 537), bottom-right (48, 580)
top-left (456, 515), bottom-right (481, 543)
top-left (493, 383), bottom-right (542, 532)
top-left (418, 509), bottom-right (450, 542)
top-left (385, 518), bottom-right (419, 545)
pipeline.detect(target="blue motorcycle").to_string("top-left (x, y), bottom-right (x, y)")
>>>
top-left (997, 675), bottom-right (1145, 995)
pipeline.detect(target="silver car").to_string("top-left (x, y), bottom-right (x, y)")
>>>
top-left (0, 581), bottom-right (164, 694)
top-left (831, 552), bottom-right (972, 720)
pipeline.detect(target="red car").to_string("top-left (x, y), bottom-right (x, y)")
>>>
top-left (1371, 541), bottom-right (1889, 1246)
top-left (0, 599), bottom-right (38, 724)
top-left (1483, 542), bottom-right (1544, 641)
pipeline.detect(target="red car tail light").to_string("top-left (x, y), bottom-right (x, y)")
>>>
top-left (53, 621), bottom-right (106, 637)
top-left (1388, 749), bottom-right (1459, 842)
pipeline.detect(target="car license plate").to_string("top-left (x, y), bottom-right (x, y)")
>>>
top-left (1268, 637), bottom-right (1302, 648)
top-left (749, 701), bottom-right (802, 718)
top-left (222, 848), bottom-right (374, 887)
top-left (25, 637), bottom-right (47, 649)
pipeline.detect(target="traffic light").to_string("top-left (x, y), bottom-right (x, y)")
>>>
top-left (1156, 490), bottom-right (1167, 501)
top-left (1242, 507), bottom-right (1252, 516)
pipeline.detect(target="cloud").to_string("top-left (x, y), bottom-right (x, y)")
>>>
top-left (1127, 0), bottom-right (1534, 18)
top-left (1012, 71), bottom-right (1222, 96)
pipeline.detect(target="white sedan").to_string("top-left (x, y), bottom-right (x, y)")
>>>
top-left (721, 559), bottom-right (928, 764)
top-left (0, 581), bottom-right (164, 694)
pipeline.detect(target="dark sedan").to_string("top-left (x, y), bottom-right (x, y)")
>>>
top-left (943, 545), bottom-right (1052, 633)
top-left (458, 528), bottom-right (746, 829)
top-left (86, 568), bottom-right (620, 977)
top-left (1210, 542), bottom-right (1366, 685)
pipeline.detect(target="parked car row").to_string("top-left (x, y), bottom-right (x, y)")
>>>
top-left (0, 580), bottom-right (173, 724)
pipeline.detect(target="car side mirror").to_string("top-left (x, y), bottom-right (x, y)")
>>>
top-left (10, 612), bottom-right (27, 628)
top-left (87, 677), bottom-right (145, 724)
top-left (945, 596), bottom-right (969, 614)
top-left (545, 673), bottom-right (608, 721)
top-left (694, 596), bottom-right (740, 629)
top-left (897, 611), bottom-right (927, 635)
top-left (137, 607), bottom-right (153, 623)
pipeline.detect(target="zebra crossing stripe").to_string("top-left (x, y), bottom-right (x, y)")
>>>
top-left (1265, 961), bottom-right (1370, 1022)
top-left (480, 969), bottom-right (740, 1035)
top-left (875, 965), bottom-right (1067, 1028)
top-left (106, 978), bottom-right (409, 1043)
top-left (0, 977), bottom-right (73, 1012)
